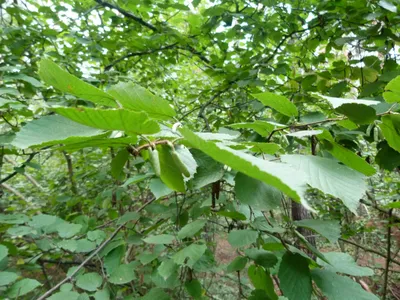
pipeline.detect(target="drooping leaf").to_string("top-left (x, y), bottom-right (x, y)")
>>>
top-left (335, 103), bottom-right (377, 124)
top-left (143, 234), bottom-right (175, 244)
top-left (173, 145), bottom-right (198, 179)
top-left (108, 262), bottom-right (136, 284)
top-left (278, 252), bottom-right (312, 300)
top-left (172, 243), bottom-right (207, 267)
top-left (235, 173), bottom-right (282, 210)
top-left (226, 256), bottom-right (248, 273)
top-left (177, 220), bottom-right (207, 239)
top-left (379, 115), bottom-right (400, 152)
top-left (248, 265), bottom-right (278, 300)
top-left (39, 59), bottom-right (116, 107)
top-left (7, 278), bottom-right (42, 298)
top-left (108, 82), bottom-right (176, 120)
top-left (228, 230), bottom-right (258, 248)
top-left (312, 269), bottom-right (379, 300)
top-left (111, 148), bottom-right (129, 180)
top-left (157, 144), bottom-right (185, 192)
top-left (252, 92), bottom-right (298, 117)
top-left (12, 115), bottom-right (104, 149)
top-left (53, 107), bottom-right (160, 134)
top-left (294, 219), bottom-right (340, 243)
top-left (158, 259), bottom-right (178, 280)
top-left (317, 252), bottom-right (374, 276)
top-left (76, 272), bottom-right (103, 292)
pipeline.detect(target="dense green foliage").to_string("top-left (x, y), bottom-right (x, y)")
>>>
top-left (0, 0), bottom-right (399, 299)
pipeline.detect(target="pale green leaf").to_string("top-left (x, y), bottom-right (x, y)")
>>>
top-left (39, 59), bottom-right (116, 107)
top-left (383, 75), bottom-right (400, 103)
top-left (117, 212), bottom-right (140, 225)
top-left (143, 234), bottom-right (175, 244)
top-left (252, 92), bottom-right (298, 117)
top-left (294, 219), bottom-right (340, 243)
top-left (7, 278), bottom-right (42, 298)
top-left (76, 272), bottom-right (103, 291)
top-left (149, 178), bottom-right (173, 199)
top-left (317, 252), bottom-right (374, 276)
top-left (246, 142), bottom-right (281, 154)
top-left (53, 107), bottom-right (160, 134)
top-left (48, 291), bottom-right (80, 300)
top-left (321, 95), bottom-right (379, 109)
top-left (56, 223), bottom-right (82, 238)
top-left (230, 121), bottom-right (274, 136)
top-left (177, 220), bottom-right (207, 239)
top-left (28, 214), bottom-right (57, 229)
top-left (172, 243), bottom-right (207, 267)
top-left (158, 259), bottom-right (178, 280)
top-left (108, 262), bottom-right (136, 284)
top-left (287, 130), bottom-right (323, 138)
top-left (0, 245), bottom-right (8, 261)
top-left (94, 289), bottom-right (110, 300)
top-left (174, 145), bottom-right (198, 180)
top-left (0, 272), bottom-right (19, 286)
top-left (228, 230), bottom-right (258, 248)
top-left (190, 149), bottom-right (224, 189)
top-left (0, 214), bottom-right (29, 224)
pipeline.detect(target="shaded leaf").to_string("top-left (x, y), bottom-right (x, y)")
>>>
top-left (317, 252), bottom-right (374, 276)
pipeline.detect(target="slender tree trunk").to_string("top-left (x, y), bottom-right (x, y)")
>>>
top-left (62, 151), bottom-right (77, 195)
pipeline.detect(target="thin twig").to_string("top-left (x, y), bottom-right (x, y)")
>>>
top-left (382, 207), bottom-right (393, 300)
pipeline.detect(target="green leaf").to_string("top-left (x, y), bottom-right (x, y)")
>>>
top-left (318, 131), bottom-right (376, 176)
top-left (76, 272), bottom-right (103, 291)
top-left (12, 115), bottom-right (103, 149)
top-left (87, 230), bottom-right (107, 244)
top-left (335, 103), bottom-right (377, 124)
top-left (104, 246), bottom-right (124, 275)
top-left (0, 213), bottom-right (29, 224)
top-left (117, 211), bottom-right (140, 225)
top-left (0, 271), bottom-right (19, 286)
top-left (215, 210), bottom-right (247, 220)
top-left (190, 149), bottom-right (224, 189)
top-left (383, 75), bottom-right (400, 103)
top-left (235, 173), bottom-right (281, 210)
top-left (312, 269), bottom-right (379, 300)
top-left (108, 82), bottom-right (175, 120)
top-left (228, 230), bottom-right (258, 248)
top-left (157, 144), bottom-right (185, 192)
top-left (248, 265), bottom-right (278, 300)
top-left (375, 141), bottom-right (400, 170)
top-left (172, 243), bottom-right (207, 267)
top-left (122, 174), bottom-right (153, 187)
top-left (53, 107), bottom-right (160, 135)
top-left (317, 252), bottom-right (374, 276)
top-left (278, 253), bottom-right (311, 300)
top-left (7, 226), bottom-right (36, 236)
top-left (140, 288), bottom-right (170, 300)
top-left (48, 291), bottom-right (80, 300)
top-left (294, 219), bottom-right (340, 243)
top-left (286, 130), bottom-right (323, 138)
top-left (149, 178), bottom-right (174, 199)
top-left (108, 262), bottom-right (136, 284)
top-left (185, 279), bottom-right (203, 299)
top-left (0, 245), bottom-right (8, 261)
top-left (227, 256), bottom-right (248, 272)
top-left (56, 223), bottom-right (82, 238)
top-left (177, 220), bottom-right (207, 239)
top-left (230, 121), bottom-right (274, 136)
top-left (180, 128), bottom-right (308, 202)
top-left (7, 278), bottom-right (42, 298)
top-left (252, 92), bottom-right (298, 117)
top-left (158, 259), bottom-right (178, 280)
top-left (379, 115), bottom-right (400, 152)
top-left (111, 148), bottom-right (129, 180)
top-left (321, 95), bottom-right (379, 109)
top-left (246, 142), bottom-right (281, 154)
top-left (244, 249), bottom-right (278, 269)
top-left (282, 155), bottom-right (366, 213)
top-left (58, 240), bottom-right (78, 252)
top-left (384, 202), bottom-right (400, 209)
top-left (173, 145), bottom-right (198, 179)
top-left (76, 239), bottom-right (97, 253)
top-left (28, 214), bottom-right (57, 229)
top-left (94, 289), bottom-right (110, 300)
top-left (59, 136), bottom-right (138, 152)
top-left (143, 234), bottom-right (175, 244)
top-left (38, 59), bottom-right (116, 107)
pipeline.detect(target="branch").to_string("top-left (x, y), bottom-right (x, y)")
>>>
top-left (1, 183), bottom-right (26, 201)
top-left (0, 152), bottom-right (38, 184)
top-left (4, 157), bottom-right (44, 191)
top-left (383, 207), bottom-right (394, 300)
top-left (37, 197), bottom-right (158, 300)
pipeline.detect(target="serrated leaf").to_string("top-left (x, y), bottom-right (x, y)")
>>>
top-left (172, 243), bottom-right (207, 267)
top-left (7, 278), bottom-right (42, 298)
top-left (12, 115), bottom-right (104, 149)
top-left (317, 252), bottom-right (374, 276)
top-left (39, 59), bottom-right (116, 107)
top-left (180, 128), bottom-right (308, 202)
top-left (294, 219), bottom-right (340, 243)
top-left (108, 262), bottom-right (136, 284)
top-left (252, 92), bottom-right (298, 117)
top-left (53, 107), bottom-right (160, 134)
top-left (143, 234), bottom-right (175, 244)
top-left (312, 269), bottom-right (379, 300)
top-left (0, 271), bottom-right (19, 286)
top-left (321, 95), bottom-right (379, 108)
top-left (245, 249), bottom-right (278, 269)
top-left (282, 155), bottom-right (365, 213)
top-left (177, 220), bottom-right (207, 239)
top-left (278, 253), bottom-right (311, 300)
top-left (235, 172), bottom-right (282, 210)
top-left (227, 256), bottom-right (248, 272)
top-left (76, 272), bottom-right (103, 291)
top-left (336, 103), bottom-right (376, 124)
top-left (108, 82), bottom-right (175, 120)
top-left (379, 115), bottom-right (400, 152)
top-left (228, 230), bottom-right (258, 248)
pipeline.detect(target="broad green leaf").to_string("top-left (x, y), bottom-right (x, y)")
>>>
top-left (60, 283), bottom-right (73, 291)
top-left (0, 245), bottom-right (8, 261)
top-left (227, 256), bottom-right (248, 272)
top-left (76, 239), bottom-right (97, 253)
top-left (375, 141), bottom-right (400, 170)
top-left (278, 253), bottom-right (311, 300)
top-left (383, 75), bottom-right (400, 103)
top-left (244, 249), bottom-right (278, 269)
top-left (12, 115), bottom-right (104, 149)
top-left (384, 202), bottom-right (400, 209)
top-left (294, 231), bottom-right (329, 263)
top-left (286, 130), bottom-right (323, 138)
top-left (48, 291), bottom-right (80, 300)
top-left (0, 213), bottom-right (29, 224)
top-left (108, 82), bottom-right (176, 120)
top-left (87, 230), bottom-right (107, 244)
top-left (246, 142), bottom-right (281, 154)
top-left (108, 262), bottom-right (136, 284)
top-left (76, 273), bottom-right (103, 291)
top-left (117, 211), bottom-right (140, 225)
top-left (252, 92), bottom-right (298, 117)
top-left (0, 271), bottom-right (19, 286)
top-left (228, 230), bottom-right (258, 248)
top-left (177, 220), bottom-right (207, 239)
top-left (56, 223), bottom-right (82, 238)
top-left (281, 155), bottom-right (366, 213)
top-left (173, 145), bottom-right (198, 179)
top-left (140, 288), bottom-right (170, 300)
top-left (158, 259), bottom-right (178, 280)
top-left (111, 148), bottom-right (129, 180)
top-left (235, 173), bottom-right (281, 210)
top-left (294, 219), bottom-right (340, 243)
top-left (58, 136), bottom-right (138, 151)
top-left (312, 269), bottom-right (379, 300)
top-left (53, 107), bottom-right (160, 134)
top-left (39, 59), bottom-right (116, 107)
top-left (122, 174), bottom-right (153, 187)
top-left (379, 115), bottom-right (400, 152)
top-left (94, 289), bottom-right (110, 300)
top-left (317, 252), bottom-right (374, 276)
top-left (185, 279), bottom-right (203, 299)
top-left (7, 278), bottom-right (42, 298)
top-left (104, 246), bottom-right (124, 275)
top-left (248, 265), bottom-right (278, 300)
top-left (149, 178), bottom-right (174, 199)
top-left (180, 128), bottom-right (308, 202)
top-left (215, 210), bottom-right (247, 220)
top-left (7, 226), bottom-right (36, 236)
top-left (230, 121), bottom-right (274, 136)
top-left (190, 149), bottom-right (224, 189)
top-left (28, 214), bottom-right (57, 229)
top-left (157, 144), bottom-right (185, 192)
top-left (143, 234), bottom-right (175, 244)
top-left (321, 95), bottom-right (379, 108)
top-left (335, 103), bottom-right (376, 124)
top-left (172, 243), bottom-right (207, 267)
top-left (318, 131), bottom-right (376, 176)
